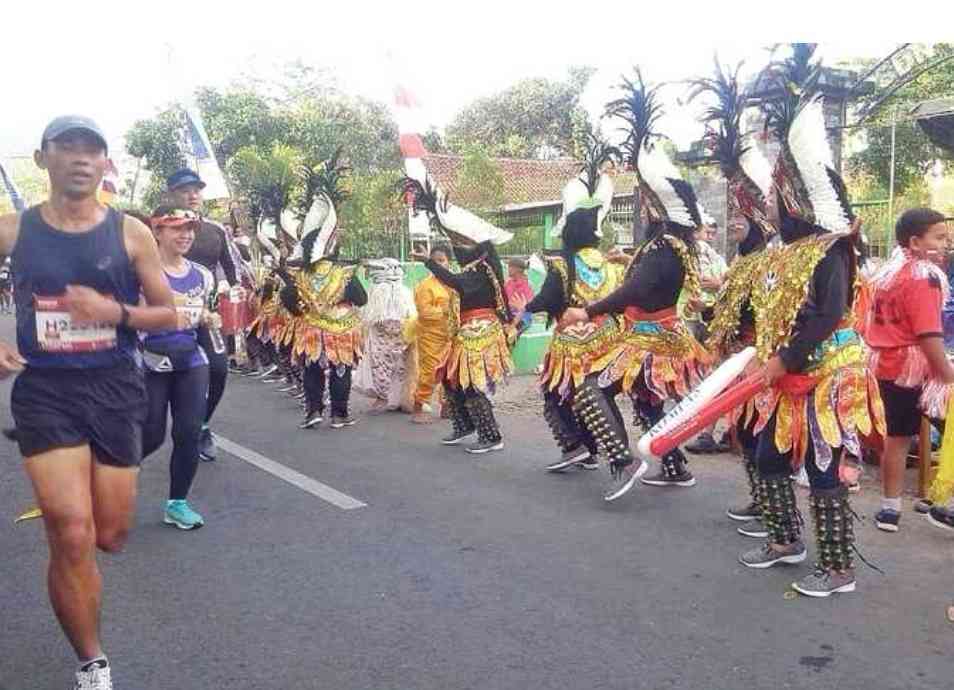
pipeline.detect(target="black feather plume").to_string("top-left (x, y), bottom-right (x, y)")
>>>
top-left (758, 43), bottom-right (823, 140)
top-left (605, 68), bottom-right (663, 169)
top-left (296, 147), bottom-right (351, 221)
top-left (686, 58), bottom-right (750, 179)
top-left (579, 132), bottom-right (622, 195)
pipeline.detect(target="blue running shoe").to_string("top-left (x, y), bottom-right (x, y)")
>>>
top-left (164, 500), bottom-right (205, 530)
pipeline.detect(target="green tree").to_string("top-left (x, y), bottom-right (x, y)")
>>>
top-left (445, 66), bottom-right (597, 159)
top-left (846, 43), bottom-right (954, 196)
top-left (455, 143), bottom-right (505, 212)
top-left (339, 168), bottom-right (407, 259)
top-left (227, 143), bottom-right (303, 248)
top-left (126, 108), bottom-right (189, 209)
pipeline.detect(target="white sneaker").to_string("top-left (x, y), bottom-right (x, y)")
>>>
top-left (75, 660), bottom-right (112, 690)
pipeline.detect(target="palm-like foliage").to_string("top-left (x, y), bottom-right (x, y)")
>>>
top-left (294, 147), bottom-right (351, 221)
top-left (605, 68), bottom-right (663, 168)
top-left (228, 142), bottom-right (302, 243)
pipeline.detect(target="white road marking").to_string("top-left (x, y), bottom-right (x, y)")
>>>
top-left (216, 436), bottom-right (366, 510)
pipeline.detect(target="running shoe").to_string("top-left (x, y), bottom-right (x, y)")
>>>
top-left (163, 500), bottom-right (204, 530)
top-left (737, 519), bottom-right (769, 538)
top-left (686, 432), bottom-right (721, 455)
top-left (257, 364), bottom-right (279, 378)
top-left (198, 427), bottom-right (216, 462)
top-left (640, 466), bottom-right (696, 487)
top-left (330, 415), bottom-right (358, 429)
top-left (74, 658), bottom-right (112, 690)
top-left (576, 458), bottom-right (600, 471)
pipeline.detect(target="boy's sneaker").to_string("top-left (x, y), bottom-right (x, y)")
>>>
top-left (465, 439), bottom-right (504, 454)
top-left (330, 415), bottom-right (357, 429)
top-left (874, 508), bottom-right (901, 533)
top-left (74, 658), bottom-right (112, 690)
top-left (927, 505), bottom-right (954, 532)
top-left (164, 500), bottom-right (205, 530)
top-left (792, 567), bottom-right (856, 597)
top-left (545, 446), bottom-right (591, 472)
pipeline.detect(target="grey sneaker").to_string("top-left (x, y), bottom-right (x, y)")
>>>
top-left (726, 501), bottom-right (761, 522)
top-left (739, 541), bottom-right (807, 569)
top-left (465, 439), bottom-right (504, 454)
top-left (603, 459), bottom-right (649, 502)
top-left (330, 415), bottom-right (357, 429)
top-left (792, 567), bottom-right (856, 597)
top-left (576, 458), bottom-right (600, 470)
top-left (545, 446), bottom-right (591, 472)
top-left (737, 518), bottom-right (769, 538)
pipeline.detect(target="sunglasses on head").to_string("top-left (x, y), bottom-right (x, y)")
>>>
top-left (150, 209), bottom-right (200, 228)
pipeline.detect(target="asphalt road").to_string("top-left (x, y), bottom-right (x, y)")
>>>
top-left (1, 316), bottom-right (952, 690)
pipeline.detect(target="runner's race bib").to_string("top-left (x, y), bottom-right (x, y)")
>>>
top-left (34, 295), bottom-right (117, 353)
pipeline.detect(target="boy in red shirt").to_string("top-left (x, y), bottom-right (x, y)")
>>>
top-left (864, 208), bottom-right (954, 532)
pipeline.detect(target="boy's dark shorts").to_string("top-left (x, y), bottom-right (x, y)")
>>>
top-left (11, 360), bottom-right (147, 467)
top-left (877, 379), bottom-right (923, 438)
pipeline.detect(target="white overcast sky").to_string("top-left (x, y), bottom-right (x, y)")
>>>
top-left (1, 1), bottom-right (947, 161)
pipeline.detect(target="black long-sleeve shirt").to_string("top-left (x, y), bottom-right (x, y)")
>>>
top-left (777, 242), bottom-right (851, 373)
top-left (524, 268), bottom-right (566, 320)
top-left (586, 241), bottom-right (685, 318)
top-left (186, 220), bottom-right (238, 285)
top-left (425, 258), bottom-right (495, 311)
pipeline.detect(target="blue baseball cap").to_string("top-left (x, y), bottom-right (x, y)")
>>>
top-left (166, 168), bottom-right (206, 191)
top-left (41, 115), bottom-right (108, 153)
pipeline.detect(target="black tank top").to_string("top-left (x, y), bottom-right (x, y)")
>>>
top-left (12, 206), bottom-right (141, 368)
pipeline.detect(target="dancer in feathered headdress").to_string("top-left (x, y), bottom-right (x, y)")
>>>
top-left (562, 69), bottom-right (712, 500)
top-left (510, 133), bottom-right (631, 485)
top-left (686, 59), bottom-right (779, 533)
top-left (401, 175), bottom-right (515, 454)
top-left (282, 151), bottom-right (368, 430)
top-left (734, 44), bottom-right (885, 598)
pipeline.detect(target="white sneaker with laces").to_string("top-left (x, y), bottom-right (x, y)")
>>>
top-left (75, 660), bottom-right (112, 690)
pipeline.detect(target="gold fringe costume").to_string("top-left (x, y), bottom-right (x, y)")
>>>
top-left (290, 261), bottom-right (363, 367)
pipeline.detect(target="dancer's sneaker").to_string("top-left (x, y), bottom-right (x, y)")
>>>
top-left (739, 541), bottom-right (806, 569)
top-left (465, 439), bottom-right (504, 454)
top-left (640, 466), bottom-right (696, 487)
top-left (441, 429), bottom-right (475, 445)
top-left (726, 501), bottom-right (761, 522)
top-left (545, 446), bottom-right (591, 472)
top-left (792, 567), bottom-right (856, 597)
top-left (74, 658), bottom-right (112, 690)
top-left (330, 415), bottom-right (358, 429)
top-left (257, 364), bottom-right (279, 378)
top-left (163, 500), bottom-right (205, 530)
top-left (737, 519), bottom-right (769, 538)
top-left (686, 432), bottom-right (720, 455)
top-left (576, 458), bottom-right (599, 470)
top-left (299, 409), bottom-right (323, 429)
top-left (603, 459), bottom-right (648, 502)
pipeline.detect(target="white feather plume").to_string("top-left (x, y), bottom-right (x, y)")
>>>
top-left (280, 208), bottom-right (301, 238)
top-left (788, 98), bottom-right (852, 233)
top-left (551, 174), bottom-right (588, 238)
top-left (738, 143), bottom-right (774, 200)
top-left (594, 173), bottom-right (615, 237)
top-left (432, 183), bottom-right (513, 246)
top-left (637, 143), bottom-right (696, 228)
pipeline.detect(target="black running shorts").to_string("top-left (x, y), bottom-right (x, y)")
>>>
top-left (877, 379), bottom-right (923, 438)
top-left (11, 360), bottom-right (147, 466)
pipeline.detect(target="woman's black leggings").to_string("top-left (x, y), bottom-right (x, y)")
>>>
top-left (143, 365), bottom-right (210, 501)
top-left (197, 326), bottom-right (228, 424)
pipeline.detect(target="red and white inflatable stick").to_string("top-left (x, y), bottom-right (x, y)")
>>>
top-left (636, 347), bottom-right (759, 458)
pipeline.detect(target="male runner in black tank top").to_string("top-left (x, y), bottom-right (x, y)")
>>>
top-left (0, 116), bottom-right (176, 690)
top-left (166, 168), bottom-right (239, 461)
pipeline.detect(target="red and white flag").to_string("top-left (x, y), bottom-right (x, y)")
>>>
top-left (393, 83), bottom-right (431, 240)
